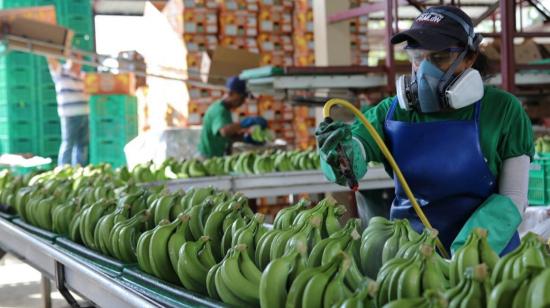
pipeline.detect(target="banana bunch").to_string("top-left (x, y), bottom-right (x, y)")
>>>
top-left (449, 228), bottom-right (500, 286)
top-left (208, 244), bottom-right (263, 306)
top-left (234, 152), bottom-right (257, 174)
top-left (285, 252), bottom-right (352, 308)
top-left (52, 198), bottom-right (80, 236)
top-left (253, 153), bottom-right (275, 174)
top-left (272, 199), bottom-right (311, 230)
top-left (444, 264), bottom-right (492, 308)
top-left (383, 290), bottom-right (447, 308)
top-left (94, 205), bottom-right (130, 256)
top-left (176, 235), bottom-right (218, 294)
top-left (491, 232), bottom-right (550, 285)
top-left (259, 242), bottom-right (308, 308)
top-left (309, 219), bottom-right (364, 290)
top-left (535, 135), bottom-right (550, 153)
top-left (131, 162), bottom-right (155, 183)
top-left (396, 228), bottom-right (451, 280)
top-left (203, 157), bottom-right (226, 176)
top-left (360, 217), bottom-right (420, 279)
top-left (108, 210), bottom-right (152, 263)
top-left (79, 199), bottom-right (117, 250)
top-left (335, 278), bottom-right (379, 308)
top-left (255, 198), bottom-right (345, 270)
top-left (250, 125), bottom-right (274, 143)
top-left (204, 199), bottom-right (251, 261)
top-left (230, 213), bottom-right (268, 261)
top-left (274, 151), bottom-right (294, 172)
top-left (488, 265), bottom-right (546, 308)
top-left (376, 245), bottom-right (449, 307)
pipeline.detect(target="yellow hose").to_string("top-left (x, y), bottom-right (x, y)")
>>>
top-left (323, 98), bottom-right (449, 259)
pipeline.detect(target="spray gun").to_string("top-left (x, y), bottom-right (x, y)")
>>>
top-left (324, 117), bottom-right (359, 192)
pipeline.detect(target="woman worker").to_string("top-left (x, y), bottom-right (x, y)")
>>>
top-left (316, 6), bottom-right (534, 255)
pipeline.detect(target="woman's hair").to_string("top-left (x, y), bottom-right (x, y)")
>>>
top-left (467, 49), bottom-right (493, 80)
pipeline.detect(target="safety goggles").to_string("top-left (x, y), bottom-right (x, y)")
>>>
top-left (404, 47), bottom-right (464, 67)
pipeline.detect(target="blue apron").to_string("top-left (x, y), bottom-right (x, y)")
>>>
top-left (383, 98), bottom-right (519, 255)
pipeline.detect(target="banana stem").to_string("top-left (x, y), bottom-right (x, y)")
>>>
top-left (322, 98), bottom-right (449, 259)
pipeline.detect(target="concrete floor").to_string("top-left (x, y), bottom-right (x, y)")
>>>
top-left (0, 253), bottom-right (74, 308)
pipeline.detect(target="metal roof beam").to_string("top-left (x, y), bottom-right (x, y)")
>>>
top-left (328, 0), bottom-right (409, 23)
top-left (526, 0), bottom-right (550, 21)
top-left (473, 1), bottom-right (499, 26)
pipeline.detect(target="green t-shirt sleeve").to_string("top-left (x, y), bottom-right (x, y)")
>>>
top-left (351, 97), bottom-right (393, 163)
top-left (497, 93), bottom-right (535, 161)
top-left (211, 106), bottom-right (233, 136)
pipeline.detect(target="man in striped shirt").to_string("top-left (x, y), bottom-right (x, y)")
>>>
top-left (48, 57), bottom-right (89, 166)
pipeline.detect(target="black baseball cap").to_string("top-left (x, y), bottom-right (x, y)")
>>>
top-left (391, 6), bottom-right (473, 51)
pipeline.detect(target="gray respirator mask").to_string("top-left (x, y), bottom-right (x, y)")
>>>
top-left (396, 9), bottom-right (485, 113)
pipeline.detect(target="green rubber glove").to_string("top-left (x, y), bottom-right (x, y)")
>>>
top-left (315, 120), bottom-right (368, 186)
top-left (451, 194), bottom-right (522, 255)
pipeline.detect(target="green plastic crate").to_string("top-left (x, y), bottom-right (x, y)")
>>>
top-left (0, 84), bottom-right (35, 103)
top-left (0, 102), bottom-right (36, 122)
top-left (37, 136), bottom-right (60, 157)
top-left (0, 52), bottom-right (34, 70)
top-left (528, 158), bottom-right (550, 206)
top-left (61, 15), bottom-right (94, 35)
top-left (90, 138), bottom-right (127, 168)
top-left (72, 33), bottom-right (95, 51)
top-left (528, 188), bottom-right (546, 206)
top-left (41, 119), bottom-right (61, 136)
top-left (0, 119), bottom-right (36, 139)
top-left (36, 83), bottom-right (57, 102)
top-left (0, 67), bottom-right (35, 86)
top-left (38, 101), bottom-right (58, 120)
top-left (90, 95), bottom-right (138, 118)
top-left (90, 118), bottom-right (137, 140)
top-left (0, 0), bottom-right (36, 9)
top-left (56, 0), bottom-right (92, 15)
top-left (36, 67), bottom-right (54, 85)
top-left (0, 136), bottom-right (35, 154)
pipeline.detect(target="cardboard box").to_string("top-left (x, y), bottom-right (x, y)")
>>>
top-left (257, 34), bottom-right (293, 52)
top-left (84, 73), bottom-right (136, 95)
top-left (350, 16), bottom-right (369, 34)
top-left (187, 52), bottom-right (203, 69)
top-left (260, 51), bottom-right (293, 66)
top-left (183, 34), bottom-right (218, 52)
top-left (183, 8), bottom-right (218, 34)
top-left (258, 9), bottom-right (293, 33)
top-left (219, 36), bottom-right (259, 53)
top-left (220, 0), bottom-right (259, 11)
top-left (294, 52), bottom-right (315, 66)
top-left (258, 0), bottom-right (294, 9)
top-left (219, 11), bottom-right (258, 36)
top-left (183, 0), bottom-right (218, 9)
top-left (6, 18), bottom-right (73, 56)
top-left (294, 32), bottom-right (315, 52)
top-left (200, 47), bottom-right (260, 85)
top-left (481, 42), bottom-right (500, 61)
top-left (293, 10), bottom-right (314, 32)
top-left (351, 33), bottom-right (369, 51)
top-left (0, 5), bottom-right (57, 24)
top-left (515, 39), bottom-right (542, 64)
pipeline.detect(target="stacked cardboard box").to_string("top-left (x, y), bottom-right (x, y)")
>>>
top-left (350, 17), bottom-right (369, 65)
top-left (181, 2), bottom-right (220, 126)
top-left (293, 0), bottom-right (315, 66)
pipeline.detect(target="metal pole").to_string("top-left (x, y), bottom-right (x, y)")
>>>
top-left (500, 0), bottom-right (516, 92)
top-left (385, 0), bottom-right (396, 94)
top-left (41, 275), bottom-right (51, 308)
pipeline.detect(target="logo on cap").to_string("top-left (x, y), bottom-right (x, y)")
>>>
top-left (416, 12), bottom-right (444, 24)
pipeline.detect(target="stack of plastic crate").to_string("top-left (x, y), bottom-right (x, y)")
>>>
top-left (89, 95), bottom-right (138, 167)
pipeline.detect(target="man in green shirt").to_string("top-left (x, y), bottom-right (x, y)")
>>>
top-left (316, 6), bottom-right (534, 256)
top-left (198, 76), bottom-right (267, 158)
